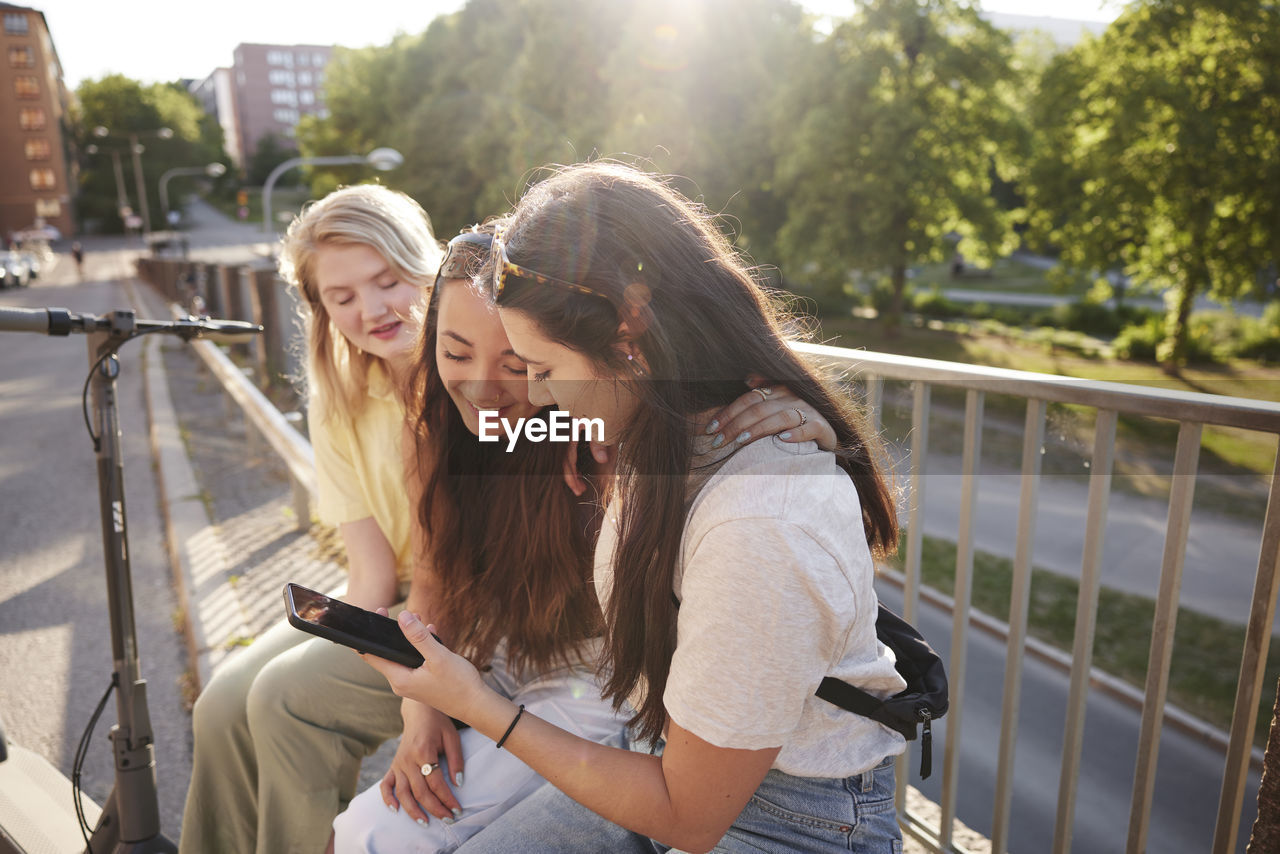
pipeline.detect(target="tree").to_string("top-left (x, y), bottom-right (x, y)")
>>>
top-left (599, 0), bottom-right (814, 262)
top-left (298, 0), bottom-right (813, 247)
top-left (246, 133), bottom-right (300, 187)
top-left (75, 75), bottom-right (227, 233)
top-left (1025, 0), bottom-right (1280, 368)
top-left (775, 0), bottom-right (1025, 327)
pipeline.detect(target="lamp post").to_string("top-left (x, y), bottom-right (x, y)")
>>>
top-left (85, 143), bottom-right (132, 225)
top-left (261, 148), bottom-right (404, 233)
top-left (159, 162), bottom-right (228, 224)
top-left (94, 125), bottom-right (173, 238)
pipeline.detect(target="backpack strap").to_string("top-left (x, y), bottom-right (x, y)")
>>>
top-left (814, 677), bottom-right (891, 723)
top-left (815, 676), bottom-right (933, 780)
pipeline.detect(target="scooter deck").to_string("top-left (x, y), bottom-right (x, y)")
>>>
top-left (0, 742), bottom-right (101, 854)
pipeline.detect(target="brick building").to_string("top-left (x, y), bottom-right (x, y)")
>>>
top-left (0, 2), bottom-right (73, 241)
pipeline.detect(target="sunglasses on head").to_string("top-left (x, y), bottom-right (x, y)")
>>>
top-left (490, 228), bottom-right (610, 304)
top-left (434, 230), bottom-right (494, 287)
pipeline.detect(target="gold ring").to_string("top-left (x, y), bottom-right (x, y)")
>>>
top-left (420, 762), bottom-right (438, 777)
top-left (794, 408), bottom-right (807, 427)
top-left (754, 387), bottom-right (772, 402)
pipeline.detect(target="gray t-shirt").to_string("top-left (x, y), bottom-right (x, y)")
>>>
top-left (594, 437), bottom-right (907, 778)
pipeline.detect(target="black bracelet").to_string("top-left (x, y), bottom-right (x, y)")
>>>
top-left (495, 704), bottom-right (525, 750)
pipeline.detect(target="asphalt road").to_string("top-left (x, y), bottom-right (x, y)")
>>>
top-left (0, 248), bottom-right (191, 841)
top-left (914, 466), bottom-right (1280, 633)
top-left (878, 582), bottom-right (1262, 854)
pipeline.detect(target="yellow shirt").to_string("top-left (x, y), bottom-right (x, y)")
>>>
top-left (310, 367), bottom-right (413, 582)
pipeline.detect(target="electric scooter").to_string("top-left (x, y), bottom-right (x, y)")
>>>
top-left (0, 305), bottom-right (260, 854)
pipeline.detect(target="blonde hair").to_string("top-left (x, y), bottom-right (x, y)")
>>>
top-left (278, 184), bottom-right (444, 422)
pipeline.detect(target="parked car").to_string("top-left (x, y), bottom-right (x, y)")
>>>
top-left (19, 251), bottom-right (40, 280)
top-left (1, 252), bottom-right (32, 288)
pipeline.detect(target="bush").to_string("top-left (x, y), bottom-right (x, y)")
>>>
top-left (1112, 315), bottom-right (1164, 361)
top-left (911, 288), bottom-right (963, 318)
top-left (1233, 303), bottom-right (1280, 364)
top-left (867, 279), bottom-right (909, 316)
top-left (1187, 312), bottom-right (1248, 363)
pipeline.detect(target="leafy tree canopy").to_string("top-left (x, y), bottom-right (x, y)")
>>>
top-left (1025, 0), bottom-right (1280, 366)
top-left (775, 0), bottom-right (1026, 325)
top-left (75, 75), bottom-right (228, 233)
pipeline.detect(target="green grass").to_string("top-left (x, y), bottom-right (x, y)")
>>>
top-left (891, 535), bottom-right (1280, 747)
top-left (909, 257), bottom-right (1086, 295)
top-left (816, 314), bottom-right (1279, 506)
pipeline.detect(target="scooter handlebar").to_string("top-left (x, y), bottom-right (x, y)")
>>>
top-left (0, 305), bottom-right (65, 334)
top-left (0, 305), bottom-right (262, 341)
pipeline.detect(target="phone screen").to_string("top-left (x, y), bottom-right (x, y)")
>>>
top-left (283, 583), bottom-right (424, 667)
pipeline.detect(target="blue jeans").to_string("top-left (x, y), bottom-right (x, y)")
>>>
top-left (455, 739), bottom-right (902, 854)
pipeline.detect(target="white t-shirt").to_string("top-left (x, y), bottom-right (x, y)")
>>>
top-left (594, 437), bottom-right (907, 778)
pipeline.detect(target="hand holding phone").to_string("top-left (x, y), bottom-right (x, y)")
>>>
top-left (283, 583), bottom-right (426, 667)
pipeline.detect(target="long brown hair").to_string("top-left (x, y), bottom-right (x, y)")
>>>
top-left (405, 228), bottom-right (601, 677)
top-left (495, 162), bottom-right (898, 742)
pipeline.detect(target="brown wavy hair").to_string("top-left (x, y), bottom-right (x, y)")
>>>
top-left (494, 162), bottom-right (898, 742)
top-left (404, 226), bottom-right (602, 677)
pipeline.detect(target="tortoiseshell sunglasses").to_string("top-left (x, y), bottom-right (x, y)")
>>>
top-left (490, 229), bottom-right (609, 304)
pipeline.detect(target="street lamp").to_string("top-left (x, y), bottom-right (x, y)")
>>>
top-left (159, 162), bottom-right (228, 224)
top-left (84, 142), bottom-right (133, 227)
top-left (94, 125), bottom-right (173, 238)
top-left (261, 148), bottom-right (404, 233)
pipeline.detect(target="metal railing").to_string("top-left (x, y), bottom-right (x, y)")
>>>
top-left (792, 342), bottom-right (1280, 854)
top-left (140, 257), bottom-right (316, 529)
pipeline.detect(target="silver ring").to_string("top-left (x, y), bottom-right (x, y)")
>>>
top-left (420, 762), bottom-right (438, 777)
top-left (754, 387), bottom-right (773, 402)
top-left (794, 408), bottom-right (807, 428)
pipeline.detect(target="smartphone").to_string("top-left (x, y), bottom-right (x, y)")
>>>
top-left (283, 582), bottom-right (424, 667)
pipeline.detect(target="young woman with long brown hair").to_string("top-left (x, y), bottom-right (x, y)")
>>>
top-left (363, 163), bottom-right (908, 853)
top-left (330, 219), bottom-right (839, 853)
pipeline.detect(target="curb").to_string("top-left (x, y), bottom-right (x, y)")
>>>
top-left (130, 279), bottom-right (249, 695)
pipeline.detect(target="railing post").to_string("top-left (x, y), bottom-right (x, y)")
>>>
top-left (1126, 420), bottom-right (1202, 853)
top-left (896, 379), bottom-right (931, 810)
top-left (991, 397), bottom-right (1047, 854)
top-left (1247, 677), bottom-right (1280, 852)
top-left (939, 388), bottom-right (984, 851)
top-left (1053, 408), bottom-right (1118, 854)
top-left (209, 265), bottom-right (232, 319)
top-left (1218, 449), bottom-right (1280, 853)
top-left (245, 267), bottom-right (270, 388)
top-left (192, 262), bottom-right (210, 314)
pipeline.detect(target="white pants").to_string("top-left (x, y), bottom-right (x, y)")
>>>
top-left (332, 642), bottom-right (625, 854)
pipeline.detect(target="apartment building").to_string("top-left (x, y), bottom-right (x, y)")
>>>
top-left (229, 43), bottom-right (332, 168)
top-left (0, 2), bottom-right (73, 241)
top-left (190, 67), bottom-right (241, 167)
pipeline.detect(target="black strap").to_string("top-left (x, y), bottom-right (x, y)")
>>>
top-left (815, 676), bottom-right (886, 719)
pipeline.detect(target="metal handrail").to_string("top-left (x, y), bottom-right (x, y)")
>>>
top-left (792, 339), bottom-right (1280, 854)
top-left (793, 341), bottom-right (1280, 431)
top-left (167, 304), bottom-right (315, 527)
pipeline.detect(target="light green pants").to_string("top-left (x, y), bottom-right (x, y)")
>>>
top-left (178, 618), bottom-right (403, 854)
